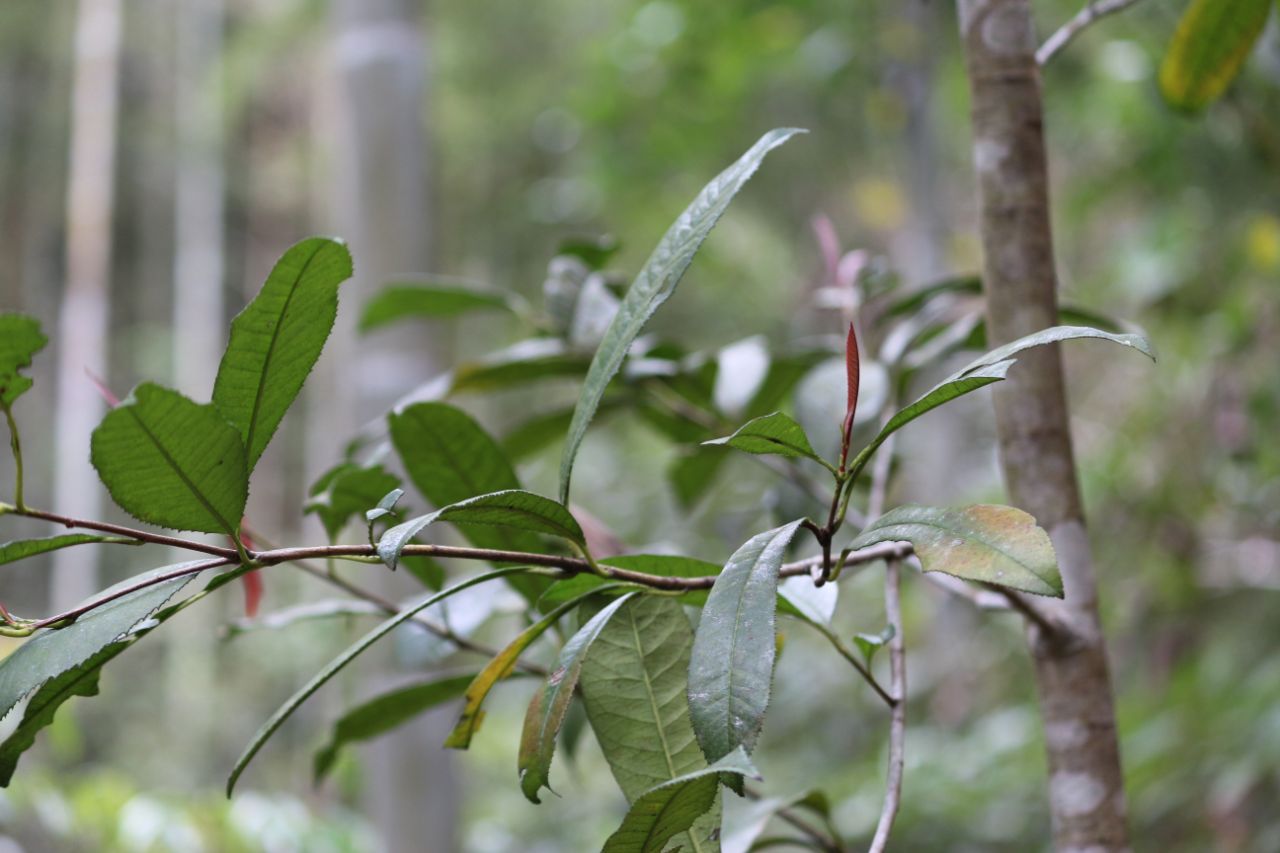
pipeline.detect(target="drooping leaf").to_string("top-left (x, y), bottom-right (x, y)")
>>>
top-left (0, 314), bottom-right (47, 408)
top-left (602, 747), bottom-right (759, 853)
top-left (304, 464), bottom-right (400, 541)
top-left (848, 504), bottom-right (1062, 597)
top-left (444, 586), bottom-right (611, 750)
top-left (360, 280), bottom-right (515, 332)
top-left (703, 412), bottom-right (829, 469)
top-left (212, 237), bottom-right (353, 471)
top-left (376, 489), bottom-right (586, 570)
top-left (579, 596), bottom-right (720, 853)
top-left (90, 383), bottom-right (248, 535)
top-left (777, 574), bottom-right (838, 627)
top-left (1159, 0), bottom-right (1272, 112)
top-left (0, 534), bottom-right (138, 566)
top-left (846, 325), bottom-right (1155, 481)
top-left (227, 567), bottom-right (530, 795)
top-left (450, 339), bottom-right (592, 394)
top-left (669, 447), bottom-right (729, 509)
top-left (313, 673), bottom-right (476, 782)
top-left (364, 487), bottom-right (406, 525)
top-left (688, 521), bottom-right (802, 764)
top-left (518, 592), bottom-right (635, 803)
top-left (559, 128), bottom-right (806, 502)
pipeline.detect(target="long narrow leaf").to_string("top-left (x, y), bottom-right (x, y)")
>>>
top-left (1159, 0), bottom-right (1272, 112)
top-left (1, 534), bottom-right (138, 566)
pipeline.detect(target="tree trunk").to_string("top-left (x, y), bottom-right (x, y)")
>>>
top-left (50, 0), bottom-right (123, 612)
top-left (955, 1), bottom-right (1131, 849)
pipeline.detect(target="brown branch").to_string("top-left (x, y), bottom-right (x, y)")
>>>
top-left (744, 786), bottom-right (844, 853)
top-left (868, 558), bottom-right (906, 853)
top-left (1037, 0), bottom-right (1147, 67)
top-left (15, 505), bottom-right (240, 558)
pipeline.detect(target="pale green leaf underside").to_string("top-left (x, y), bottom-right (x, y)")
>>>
top-left (213, 237), bottom-right (353, 471)
top-left (0, 534), bottom-right (138, 566)
top-left (848, 503), bottom-right (1062, 597)
top-left (703, 411), bottom-right (828, 467)
top-left (559, 128), bottom-right (806, 503)
top-left (1159, 0), bottom-right (1272, 112)
top-left (90, 383), bottom-right (248, 535)
top-left (0, 314), bottom-right (47, 408)
top-left (688, 520), bottom-right (802, 764)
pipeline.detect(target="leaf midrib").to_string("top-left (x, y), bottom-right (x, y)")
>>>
top-left (126, 405), bottom-right (236, 535)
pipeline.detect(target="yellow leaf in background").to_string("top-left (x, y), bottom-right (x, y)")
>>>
top-left (854, 177), bottom-right (907, 232)
top-left (1245, 214), bottom-right (1280, 271)
top-left (1158, 0), bottom-right (1272, 112)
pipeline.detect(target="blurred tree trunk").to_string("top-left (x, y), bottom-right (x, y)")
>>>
top-left (326, 1), bottom-right (459, 849)
top-left (955, 1), bottom-right (1130, 849)
top-left (50, 0), bottom-right (123, 612)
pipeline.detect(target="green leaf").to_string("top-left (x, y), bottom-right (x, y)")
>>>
top-left (559, 128), bottom-right (806, 503)
top-left (377, 489), bottom-right (585, 570)
top-left (451, 339), bottom-right (592, 394)
top-left (518, 592), bottom-right (635, 803)
top-left (360, 280), bottom-right (514, 332)
top-left (848, 504), bottom-right (1062, 597)
top-left (668, 448), bottom-right (729, 510)
top-left (90, 383), bottom-right (248, 535)
top-left (0, 314), bottom-right (47, 408)
top-left (1159, 0), bottom-right (1272, 112)
top-left (688, 521), bottom-right (803, 763)
top-left (304, 464), bottom-right (400, 541)
top-left (212, 237), bottom-right (353, 471)
top-left (227, 567), bottom-right (529, 795)
top-left (847, 325), bottom-right (1155, 481)
top-left (703, 412), bottom-right (830, 469)
top-left (313, 672), bottom-right (476, 782)
top-left (853, 625), bottom-right (895, 666)
top-left (444, 586), bottom-right (610, 750)
top-left (579, 596), bottom-right (719, 853)
top-left (602, 747), bottom-right (759, 853)
top-left (1, 534), bottom-right (138, 566)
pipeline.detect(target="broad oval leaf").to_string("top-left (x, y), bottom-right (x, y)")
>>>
top-left (518, 592), bottom-right (635, 803)
top-left (212, 237), bottom-right (353, 472)
top-left (559, 128), bottom-right (806, 502)
top-left (227, 567), bottom-right (530, 795)
top-left (602, 747), bottom-right (759, 853)
top-left (0, 314), bottom-right (47, 408)
top-left (90, 383), bottom-right (248, 535)
top-left (313, 672), bottom-right (476, 782)
top-left (703, 411), bottom-right (829, 469)
top-left (1159, 0), bottom-right (1272, 112)
top-left (444, 585), bottom-right (612, 750)
top-left (688, 520), bottom-right (803, 763)
top-left (360, 280), bottom-right (514, 332)
top-left (1, 534), bottom-right (138, 566)
top-left (848, 504), bottom-right (1062, 597)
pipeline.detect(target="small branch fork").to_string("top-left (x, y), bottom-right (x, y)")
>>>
top-left (1036, 0), bottom-right (1148, 67)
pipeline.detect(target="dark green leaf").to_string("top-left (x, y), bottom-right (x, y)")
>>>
top-left (212, 237), bottom-right (353, 471)
top-left (1, 534), bottom-right (138, 566)
top-left (669, 448), bottom-right (729, 510)
top-left (602, 747), bottom-right (759, 853)
top-left (688, 521), bottom-right (803, 763)
top-left (557, 233), bottom-right (621, 269)
top-left (848, 504), bottom-right (1062, 597)
top-left (1159, 0), bottom-right (1272, 112)
top-left (313, 673), bottom-right (476, 782)
top-left (90, 383), bottom-right (248, 535)
top-left (305, 464), bottom-right (400, 540)
top-left (0, 314), bottom-right (47, 408)
top-left (451, 339), bottom-right (592, 394)
top-left (360, 281), bottom-right (514, 332)
top-left (704, 412), bottom-right (830, 469)
top-left (559, 128), bottom-right (806, 502)
top-left (518, 592), bottom-right (635, 802)
top-left (227, 567), bottom-right (529, 795)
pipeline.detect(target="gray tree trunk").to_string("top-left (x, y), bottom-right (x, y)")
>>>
top-left (955, 2), bottom-right (1131, 849)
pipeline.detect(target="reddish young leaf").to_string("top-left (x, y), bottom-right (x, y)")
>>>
top-left (235, 523), bottom-right (262, 618)
top-left (840, 322), bottom-right (860, 468)
top-left (85, 369), bottom-right (120, 408)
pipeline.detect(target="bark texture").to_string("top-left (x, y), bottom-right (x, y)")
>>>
top-left (955, 2), bottom-right (1131, 850)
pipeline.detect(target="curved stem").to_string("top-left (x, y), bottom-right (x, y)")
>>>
top-left (12, 505), bottom-right (239, 558)
top-left (4, 408), bottom-right (24, 511)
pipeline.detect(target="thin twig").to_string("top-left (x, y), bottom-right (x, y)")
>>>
top-left (986, 584), bottom-right (1060, 638)
top-left (15, 505), bottom-right (239, 558)
top-left (803, 618), bottom-right (895, 708)
top-left (919, 570), bottom-right (1010, 611)
top-left (1037, 0), bottom-right (1147, 67)
top-left (869, 558), bottom-right (906, 853)
top-left (744, 786), bottom-right (844, 853)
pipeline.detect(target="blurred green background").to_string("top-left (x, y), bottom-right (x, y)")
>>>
top-left (0, 0), bottom-right (1277, 850)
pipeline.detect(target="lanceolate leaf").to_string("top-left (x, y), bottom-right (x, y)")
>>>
top-left (846, 325), bottom-right (1155, 481)
top-left (848, 504), bottom-right (1062, 597)
top-left (377, 490), bottom-right (586, 570)
top-left (444, 586), bottom-right (613, 750)
top-left (313, 673), bottom-right (476, 782)
top-left (1159, 0), bottom-right (1272, 112)
top-left (0, 534), bottom-right (138, 566)
top-left (840, 321), bottom-right (860, 465)
top-left (0, 314), bottom-right (47, 408)
top-left (90, 383), bottom-right (248, 535)
top-left (518, 592), bottom-right (635, 803)
top-left (559, 128), bottom-right (806, 502)
top-left (213, 237), bottom-right (353, 471)
top-left (703, 412), bottom-right (829, 469)
top-left (579, 596), bottom-right (719, 853)
top-left (688, 521), bottom-right (802, 763)
top-left (602, 748), bottom-right (759, 853)
top-left (360, 280), bottom-right (514, 332)
top-left (227, 567), bottom-right (530, 795)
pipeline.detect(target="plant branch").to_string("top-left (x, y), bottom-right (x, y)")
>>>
top-left (12, 505), bottom-right (239, 559)
top-left (868, 558), bottom-right (906, 853)
top-left (1036, 0), bottom-right (1146, 67)
top-left (3, 408), bottom-right (24, 510)
top-left (804, 618), bottom-right (895, 708)
top-left (744, 786), bottom-right (845, 853)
